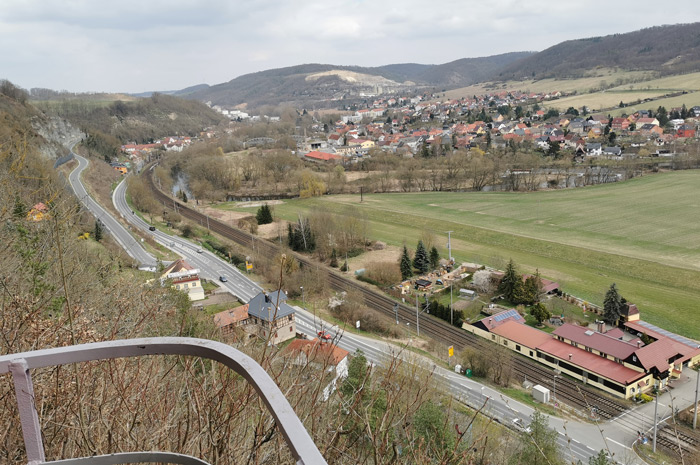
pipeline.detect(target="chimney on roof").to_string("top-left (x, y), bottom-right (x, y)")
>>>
top-left (264, 293), bottom-right (270, 303)
top-left (569, 354), bottom-right (573, 361)
top-left (489, 318), bottom-right (493, 327)
top-left (637, 340), bottom-right (642, 348)
top-left (597, 320), bottom-right (605, 333)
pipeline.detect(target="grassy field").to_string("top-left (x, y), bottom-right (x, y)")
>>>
top-left (608, 92), bottom-right (700, 117)
top-left (542, 90), bottom-right (668, 112)
top-left (443, 69), bottom-right (652, 99)
top-left (231, 171), bottom-right (700, 340)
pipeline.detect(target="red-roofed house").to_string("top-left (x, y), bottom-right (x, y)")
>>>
top-left (284, 338), bottom-right (350, 400)
top-left (161, 259), bottom-right (205, 301)
top-left (490, 320), bottom-right (552, 361)
top-left (213, 304), bottom-right (250, 338)
top-left (304, 151), bottom-right (342, 162)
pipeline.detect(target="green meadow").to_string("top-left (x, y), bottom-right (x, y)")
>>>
top-left (231, 171), bottom-right (700, 340)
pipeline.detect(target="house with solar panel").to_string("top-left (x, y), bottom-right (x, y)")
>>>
top-left (471, 307), bottom-right (700, 399)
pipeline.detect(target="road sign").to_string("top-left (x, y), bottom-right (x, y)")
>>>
top-left (245, 261), bottom-right (253, 270)
top-left (448, 345), bottom-right (454, 357)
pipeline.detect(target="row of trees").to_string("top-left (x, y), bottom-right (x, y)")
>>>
top-left (400, 240), bottom-right (440, 280)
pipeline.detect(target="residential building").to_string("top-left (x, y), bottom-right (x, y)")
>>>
top-left (161, 259), bottom-right (205, 301)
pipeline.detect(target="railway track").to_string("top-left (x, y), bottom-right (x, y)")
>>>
top-left (144, 169), bottom-right (631, 420)
top-left (657, 425), bottom-right (699, 457)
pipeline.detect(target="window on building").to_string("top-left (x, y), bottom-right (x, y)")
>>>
top-left (491, 335), bottom-right (496, 341)
top-left (192, 282), bottom-right (196, 286)
top-left (516, 345), bottom-right (521, 352)
top-left (503, 340), bottom-right (508, 346)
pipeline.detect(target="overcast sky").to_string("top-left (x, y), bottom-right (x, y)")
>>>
top-left (3, 0), bottom-right (699, 94)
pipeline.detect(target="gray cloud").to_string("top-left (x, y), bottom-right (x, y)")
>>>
top-left (1, 0), bottom-right (699, 93)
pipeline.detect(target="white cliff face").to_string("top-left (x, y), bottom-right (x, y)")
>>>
top-left (31, 115), bottom-right (85, 159)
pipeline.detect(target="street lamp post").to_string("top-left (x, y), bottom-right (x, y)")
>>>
top-left (300, 286), bottom-right (305, 309)
top-left (394, 303), bottom-right (399, 325)
top-left (450, 282), bottom-right (453, 326)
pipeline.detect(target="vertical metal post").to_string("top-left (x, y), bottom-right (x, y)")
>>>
top-left (693, 362), bottom-right (699, 430)
top-left (416, 294), bottom-right (420, 337)
top-left (450, 282), bottom-right (453, 326)
top-left (394, 303), bottom-right (398, 325)
top-left (553, 375), bottom-right (557, 403)
top-left (653, 381), bottom-right (659, 452)
top-left (9, 359), bottom-right (45, 464)
top-left (446, 230), bottom-right (454, 262)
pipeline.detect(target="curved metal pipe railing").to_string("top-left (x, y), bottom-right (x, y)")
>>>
top-left (0, 337), bottom-right (326, 465)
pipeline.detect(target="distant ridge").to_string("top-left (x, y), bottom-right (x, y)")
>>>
top-left (498, 22), bottom-right (700, 80)
top-left (183, 52), bottom-right (533, 108)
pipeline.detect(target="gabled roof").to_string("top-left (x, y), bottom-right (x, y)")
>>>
top-left (285, 338), bottom-right (349, 366)
top-left (305, 151), bottom-right (341, 161)
top-left (162, 259), bottom-right (197, 277)
top-left (537, 339), bottom-right (644, 385)
top-left (476, 309), bottom-right (525, 331)
top-left (552, 324), bottom-right (638, 360)
top-left (491, 320), bottom-right (551, 349)
top-left (247, 291), bottom-right (295, 322)
top-left (213, 304), bottom-right (249, 328)
top-left (633, 337), bottom-right (689, 373)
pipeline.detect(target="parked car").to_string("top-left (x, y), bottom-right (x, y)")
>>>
top-left (148, 226), bottom-right (156, 231)
top-left (512, 418), bottom-right (531, 433)
top-left (219, 276), bottom-right (227, 283)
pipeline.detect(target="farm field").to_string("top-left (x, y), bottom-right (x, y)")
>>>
top-left (542, 90), bottom-right (668, 112)
top-left (608, 91), bottom-right (700, 117)
top-left (235, 171), bottom-right (700, 340)
top-left (609, 72), bottom-right (700, 92)
top-left (444, 69), bottom-right (652, 99)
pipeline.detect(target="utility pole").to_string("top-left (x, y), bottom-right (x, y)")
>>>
top-left (450, 281), bottom-right (453, 326)
top-left (653, 379), bottom-right (659, 453)
top-left (206, 214), bottom-right (210, 233)
top-left (394, 303), bottom-right (399, 325)
top-left (446, 231), bottom-right (454, 262)
top-left (360, 186), bottom-right (363, 202)
top-left (694, 356), bottom-right (699, 430)
top-left (415, 295), bottom-right (429, 337)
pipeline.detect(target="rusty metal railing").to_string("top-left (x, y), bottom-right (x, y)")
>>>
top-left (0, 337), bottom-right (326, 465)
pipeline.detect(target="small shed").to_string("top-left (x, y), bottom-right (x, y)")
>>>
top-left (459, 288), bottom-right (476, 299)
top-left (532, 384), bottom-right (550, 403)
top-left (415, 279), bottom-right (432, 290)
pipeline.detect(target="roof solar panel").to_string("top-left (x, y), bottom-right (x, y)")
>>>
top-left (637, 321), bottom-right (698, 348)
top-left (494, 309), bottom-right (519, 322)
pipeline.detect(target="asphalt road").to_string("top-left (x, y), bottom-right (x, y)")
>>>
top-left (69, 152), bottom-right (156, 268)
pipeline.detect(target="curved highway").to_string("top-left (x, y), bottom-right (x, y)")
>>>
top-left (68, 152), bottom-right (157, 268)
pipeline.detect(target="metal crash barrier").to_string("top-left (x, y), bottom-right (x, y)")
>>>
top-left (0, 337), bottom-right (327, 465)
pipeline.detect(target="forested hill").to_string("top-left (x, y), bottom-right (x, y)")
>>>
top-left (182, 52), bottom-right (533, 108)
top-left (498, 22), bottom-right (700, 80)
top-left (34, 92), bottom-right (226, 144)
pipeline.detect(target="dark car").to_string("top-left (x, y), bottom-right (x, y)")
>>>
top-left (219, 276), bottom-right (228, 283)
top-left (148, 226), bottom-right (156, 231)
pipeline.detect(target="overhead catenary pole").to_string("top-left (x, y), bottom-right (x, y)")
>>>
top-left (653, 379), bottom-right (659, 452)
top-left (446, 231), bottom-right (454, 262)
top-left (694, 356), bottom-right (699, 430)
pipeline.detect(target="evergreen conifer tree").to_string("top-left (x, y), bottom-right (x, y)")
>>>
top-left (498, 259), bottom-right (521, 303)
top-left (330, 248), bottom-right (339, 268)
top-left (94, 220), bottom-right (103, 242)
top-left (603, 283), bottom-right (623, 326)
top-left (413, 240), bottom-right (429, 274)
top-left (429, 246), bottom-right (440, 269)
top-left (400, 246), bottom-right (413, 280)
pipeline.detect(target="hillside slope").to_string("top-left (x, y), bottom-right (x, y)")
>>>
top-left (498, 22), bottom-right (700, 80)
top-left (185, 53), bottom-right (532, 108)
top-left (35, 93), bottom-right (226, 143)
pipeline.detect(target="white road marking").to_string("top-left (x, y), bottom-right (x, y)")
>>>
top-left (605, 437), bottom-right (631, 450)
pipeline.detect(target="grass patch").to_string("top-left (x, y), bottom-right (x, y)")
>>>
top-left (501, 388), bottom-right (558, 417)
top-left (202, 302), bottom-right (237, 316)
top-left (250, 171), bottom-right (700, 340)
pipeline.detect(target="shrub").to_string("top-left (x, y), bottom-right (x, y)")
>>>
top-left (365, 261), bottom-right (401, 286)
